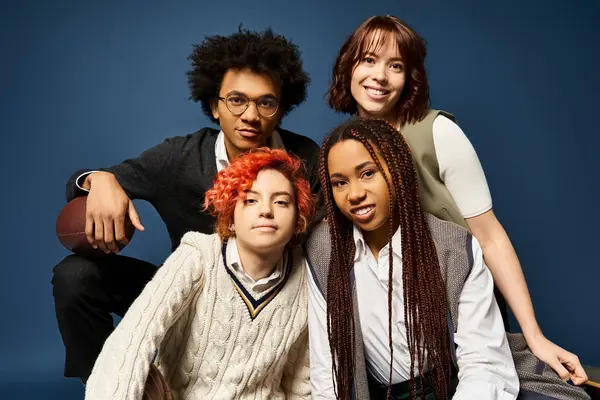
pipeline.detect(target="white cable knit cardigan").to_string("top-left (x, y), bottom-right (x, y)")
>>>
top-left (85, 232), bottom-right (310, 399)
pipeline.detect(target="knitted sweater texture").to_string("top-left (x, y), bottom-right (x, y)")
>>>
top-left (85, 232), bottom-right (310, 399)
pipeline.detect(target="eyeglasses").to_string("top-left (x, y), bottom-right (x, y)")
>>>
top-left (218, 93), bottom-right (279, 118)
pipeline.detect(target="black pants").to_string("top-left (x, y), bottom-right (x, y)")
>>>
top-left (51, 254), bottom-right (158, 382)
top-left (368, 367), bottom-right (459, 400)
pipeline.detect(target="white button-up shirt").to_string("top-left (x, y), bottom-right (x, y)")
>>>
top-left (226, 237), bottom-right (284, 294)
top-left (214, 129), bottom-right (285, 172)
top-left (307, 225), bottom-right (519, 399)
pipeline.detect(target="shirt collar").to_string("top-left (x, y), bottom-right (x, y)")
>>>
top-left (352, 224), bottom-right (403, 262)
top-left (215, 129), bottom-right (285, 172)
top-left (226, 238), bottom-right (284, 286)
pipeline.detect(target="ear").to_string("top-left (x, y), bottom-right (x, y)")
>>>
top-left (210, 98), bottom-right (220, 120)
top-left (271, 111), bottom-right (283, 126)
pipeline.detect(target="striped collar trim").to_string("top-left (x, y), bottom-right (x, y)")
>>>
top-left (221, 243), bottom-right (292, 320)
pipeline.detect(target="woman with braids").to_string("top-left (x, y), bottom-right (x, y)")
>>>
top-left (85, 148), bottom-right (314, 399)
top-left (306, 118), bottom-right (519, 399)
top-left (326, 15), bottom-right (587, 385)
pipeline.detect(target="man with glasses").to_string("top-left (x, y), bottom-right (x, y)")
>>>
top-left (51, 27), bottom-right (320, 384)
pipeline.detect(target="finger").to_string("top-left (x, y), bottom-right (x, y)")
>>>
top-left (103, 217), bottom-right (118, 254)
top-left (113, 215), bottom-right (129, 247)
top-left (109, 221), bottom-right (122, 254)
top-left (559, 351), bottom-right (587, 379)
top-left (548, 359), bottom-right (571, 381)
top-left (85, 213), bottom-right (97, 249)
top-left (563, 359), bottom-right (588, 385)
top-left (95, 218), bottom-right (107, 252)
top-left (128, 201), bottom-right (144, 232)
top-left (570, 372), bottom-right (588, 386)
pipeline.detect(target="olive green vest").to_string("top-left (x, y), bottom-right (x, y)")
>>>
top-left (401, 110), bottom-right (469, 230)
top-left (402, 110), bottom-right (516, 331)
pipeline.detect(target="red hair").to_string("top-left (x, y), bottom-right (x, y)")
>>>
top-left (203, 147), bottom-right (314, 240)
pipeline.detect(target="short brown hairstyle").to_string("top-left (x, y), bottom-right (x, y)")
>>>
top-left (327, 15), bottom-right (430, 125)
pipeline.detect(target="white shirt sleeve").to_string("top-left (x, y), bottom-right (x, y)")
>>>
top-left (75, 170), bottom-right (100, 192)
top-left (452, 236), bottom-right (519, 399)
top-left (306, 261), bottom-right (336, 399)
top-left (433, 115), bottom-right (493, 218)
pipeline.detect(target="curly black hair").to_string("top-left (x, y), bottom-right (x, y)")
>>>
top-left (187, 27), bottom-right (310, 123)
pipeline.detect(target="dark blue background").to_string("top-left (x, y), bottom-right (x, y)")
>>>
top-left (1, 0), bottom-right (598, 398)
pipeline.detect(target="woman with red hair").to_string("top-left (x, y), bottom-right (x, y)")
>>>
top-left (84, 148), bottom-right (315, 400)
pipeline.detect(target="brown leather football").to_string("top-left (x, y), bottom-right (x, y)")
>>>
top-left (55, 195), bottom-right (135, 256)
top-left (143, 364), bottom-right (173, 400)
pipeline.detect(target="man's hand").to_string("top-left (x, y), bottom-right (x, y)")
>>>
top-left (83, 172), bottom-right (145, 254)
